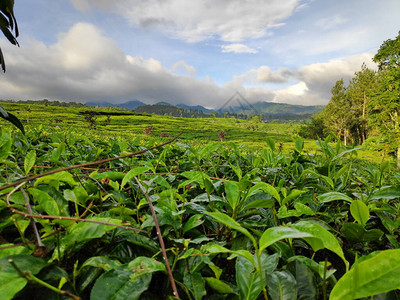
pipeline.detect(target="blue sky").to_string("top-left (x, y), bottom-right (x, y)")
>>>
top-left (1, 0), bottom-right (399, 108)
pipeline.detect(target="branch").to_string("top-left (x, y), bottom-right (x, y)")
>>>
top-left (0, 131), bottom-right (183, 192)
top-left (6, 183), bottom-right (145, 234)
top-left (135, 177), bottom-right (180, 299)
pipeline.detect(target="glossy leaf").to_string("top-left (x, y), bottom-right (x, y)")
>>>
top-left (370, 187), bottom-right (400, 200)
top-left (330, 249), bottom-right (400, 300)
top-left (225, 181), bottom-right (240, 211)
top-left (0, 255), bottom-right (46, 300)
top-left (207, 211), bottom-right (256, 246)
top-left (91, 257), bottom-right (165, 300)
top-left (29, 188), bottom-right (60, 216)
top-left (205, 277), bottom-right (237, 294)
top-left (259, 226), bottom-right (314, 253)
top-left (182, 214), bottom-right (204, 234)
top-left (350, 200), bottom-right (369, 226)
top-left (318, 191), bottom-right (352, 203)
top-left (52, 217), bottom-right (123, 260)
top-left (120, 166), bottom-right (149, 189)
top-left (236, 255), bottom-right (263, 300)
top-left (290, 221), bottom-right (347, 267)
top-left (24, 150), bottom-right (36, 175)
top-left (184, 272), bottom-right (206, 300)
top-left (266, 270), bottom-right (297, 300)
top-left (340, 223), bottom-right (384, 243)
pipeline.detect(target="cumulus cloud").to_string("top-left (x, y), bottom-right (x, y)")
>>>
top-left (221, 44), bottom-right (258, 54)
top-left (0, 23), bottom-right (235, 107)
top-left (243, 66), bottom-right (292, 83)
top-left (171, 60), bottom-right (197, 75)
top-left (71, 0), bottom-right (303, 43)
top-left (0, 20), bottom-right (379, 109)
top-left (238, 52), bottom-right (377, 105)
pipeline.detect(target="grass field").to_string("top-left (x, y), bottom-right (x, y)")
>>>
top-left (0, 101), bottom-right (394, 165)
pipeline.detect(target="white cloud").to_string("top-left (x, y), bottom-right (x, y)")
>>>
top-left (171, 60), bottom-right (197, 75)
top-left (0, 23), bottom-right (234, 107)
top-left (221, 43), bottom-right (258, 54)
top-left (71, 0), bottom-right (303, 43)
top-left (243, 66), bottom-right (292, 83)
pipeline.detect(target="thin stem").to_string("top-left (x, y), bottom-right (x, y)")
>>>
top-left (6, 183), bottom-right (145, 234)
top-left (20, 188), bottom-right (45, 249)
top-left (0, 132), bottom-right (183, 192)
top-left (9, 259), bottom-right (81, 299)
top-left (135, 177), bottom-right (180, 299)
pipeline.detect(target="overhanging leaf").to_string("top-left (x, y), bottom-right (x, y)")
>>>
top-left (330, 249), bottom-right (400, 300)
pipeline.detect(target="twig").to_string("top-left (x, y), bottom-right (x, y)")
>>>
top-left (6, 183), bottom-right (145, 233)
top-left (135, 177), bottom-right (180, 299)
top-left (0, 132), bottom-right (183, 192)
top-left (20, 188), bottom-right (45, 248)
top-left (8, 259), bottom-right (81, 300)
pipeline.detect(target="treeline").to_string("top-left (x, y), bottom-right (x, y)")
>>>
top-left (300, 31), bottom-right (400, 167)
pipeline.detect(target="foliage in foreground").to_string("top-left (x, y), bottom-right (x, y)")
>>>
top-left (1, 127), bottom-right (400, 299)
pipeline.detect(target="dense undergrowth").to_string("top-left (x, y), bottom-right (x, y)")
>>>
top-left (1, 127), bottom-right (400, 299)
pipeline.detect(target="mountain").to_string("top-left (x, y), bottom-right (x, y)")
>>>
top-left (223, 101), bottom-right (324, 115)
top-left (85, 100), bottom-right (145, 109)
top-left (155, 101), bottom-right (172, 106)
top-left (176, 104), bottom-right (212, 114)
top-left (86, 101), bottom-right (115, 107)
top-left (118, 100), bottom-right (145, 109)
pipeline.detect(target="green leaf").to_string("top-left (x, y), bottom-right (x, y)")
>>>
top-left (243, 198), bottom-right (275, 210)
top-left (52, 217), bottom-right (122, 260)
top-left (205, 277), bottom-right (237, 294)
top-left (295, 138), bottom-right (304, 153)
top-left (0, 106), bottom-right (24, 134)
top-left (80, 256), bottom-right (122, 271)
top-left (291, 260), bottom-right (317, 300)
top-left (63, 186), bottom-right (89, 205)
top-left (259, 227), bottom-right (314, 253)
top-left (370, 187), bottom-right (400, 200)
top-left (225, 181), bottom-right (240, 211)
top-left (120, 166), bottom-right (149, 190)
top-left (236, 255), bottom-right (263, 300)
top-left (290, 221), bottom-right (347, 267)
top-left (318, 192), bottom-right (352, 203)
top-left (184, 272), bottom-right (206, 300)
top-left (350, 200), bottom-right (369, 226)
top-left (92, 171), bottom-right (125, 181)
top-left (182, 214), bottom-right (204, 234)
top-left (0, 255), bottom-right (46, 300)
top-left (266, 137), bottom-right (276, 152)
top-left (34, 171), bottom-right (77, 187)
top-left (118, 231), bottom-right (160, 253)
top-left (90, 257), bottom-right (165, 300)
top-left (266, 270), bottom-right (297, 300)
top-left (29, 188), bottom-right (60, 216)
top-left (207, 211), bottom-right (256, 246)
top-left (24, 150), bottom-right (36, 175)
top-left (330, 249), bottom-right (400, 300)
top-left (281, 189), bottom-right (306, 206)
top-left (340, 223), bottom-right (383, 243)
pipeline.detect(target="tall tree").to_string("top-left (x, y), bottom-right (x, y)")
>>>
top-left (369, 31), bottom-right (400, 167)
top-left (346, 63), bottom-right (377, 143)
top-left (323, 79), bottom-right (352, 144)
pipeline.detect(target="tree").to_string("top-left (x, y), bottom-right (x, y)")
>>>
top-left (346, 63), bottom-right (377, 143)
top-left (369, 31), bottom-right (400, 167)
top-left (0, 0), bottom-right (24, 133)
top-left (322, 79), bottom-right (352, 144)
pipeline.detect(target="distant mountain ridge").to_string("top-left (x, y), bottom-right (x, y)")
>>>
top-left (86, 100), bottom-right (145, 109)
top-left (85, 99), bottom-right (324, 116)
